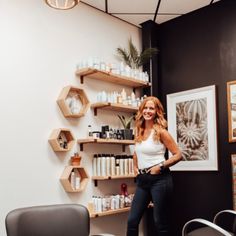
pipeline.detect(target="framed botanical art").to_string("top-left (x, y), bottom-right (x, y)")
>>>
top-left (167, 85), bottom-right (218, 171)
top-left (227, 81), bottom-right (236, 143)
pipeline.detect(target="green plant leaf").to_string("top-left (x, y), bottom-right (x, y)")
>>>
top-left (139, 48), bottom-right (158, 67)
top-left (116, 37), bottom-right (158, 69)
top-left (117, 114), bottom-right (134, 129)
top-left (128, 38), bottom-right (139, 69)
top-left (116, 47), bottom-right (131, 68)
top-left (118, 115), bottom-right (126, 128)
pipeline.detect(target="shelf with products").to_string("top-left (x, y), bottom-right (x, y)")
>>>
top-left (57, 85), bottom-right (90, 118)
top-left (76, 68), bottom-right (151, 89)
top-left (48, 128), bottom-right (75, 152)
top-left (90, 207), bottom-right (130, 218)
top-left (92, 175), bottom-right (135, 180)
top-left (77, 138), bottom-right (135, 152)
top-left (91, 102), bottom-right (138, 116)
top-left (92, 175), bottom-right (135, 187)
top-left (89, 202), bottom-right (153, 218)
top-left (60, 165), bottom-right (89, 193)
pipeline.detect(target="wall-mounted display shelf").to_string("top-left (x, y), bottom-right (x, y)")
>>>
top-left (57, 85), bottom-right (90, 118)
top-left (48, 128), bottom-right (75, 152)
top-left (60, 165), bottom-right (89, 193)
top-left (77, 138), bottom-right (135, 152)
top-left (89, 203), bottom-right (153, 218)
top-left (92, 175), bottom-right (135, 180)
top-left (90, 207), bottom-right (130, 218)
top-left (76, 68), bottom-right (151, 88)
top-left (92, 175), bottom-right (135, 187)
top-left (91, 102), bottom-right (138, 116)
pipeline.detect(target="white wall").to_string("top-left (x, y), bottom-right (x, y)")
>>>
top-left (0, 1), bottom-right (144, 235)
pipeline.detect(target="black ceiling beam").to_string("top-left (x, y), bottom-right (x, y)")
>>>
top-left (210, 0), bottom-right (215, 4)
top-left (105, 0), bottom-right (108, 13)
top-left (110, 13), bottom-right (154, 15)
top-left (153, 0), bottom-right (162, 22)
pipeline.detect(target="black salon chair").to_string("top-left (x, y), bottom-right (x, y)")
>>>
top-left (5, 204), bottom-right (90, 236)
top-left (182, 209), bottom-right (236, 236)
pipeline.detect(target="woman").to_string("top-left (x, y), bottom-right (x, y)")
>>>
top-left (126, 96), bottom-right (182, 236)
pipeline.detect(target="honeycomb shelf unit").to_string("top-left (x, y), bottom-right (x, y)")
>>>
top-left (76, 68), bottom-right (151, 88)
top-left (90, 102), bottom-right (138, 116)
top-left (77, 138), bottom-right (135, 152)
top-left (48, 128), bottom-right (75, 152)
top-left (57, 85), bottom-right (90, 118)
top-left (60, 165), bottom-right (89, 193)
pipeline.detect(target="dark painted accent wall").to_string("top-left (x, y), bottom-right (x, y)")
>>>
top-left (142, 0), bottom-right (236, 235)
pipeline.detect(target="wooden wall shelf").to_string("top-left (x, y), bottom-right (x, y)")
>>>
top-left (57, 85), bottom-right (90, 118)
top-left (77, 138), bottom-right (135, 152)
top-left (92, 175), bottom-right (135, 186)
top-left (89, 203), bottom-right (153, 218)
top-left (48, 128), bottom-right (75, 152)
top-left (76, 68), bottom-right (151, 88)
top-left (60, 166), bottom-right (89, 193)
top-left (92, 175), bottom-right (135, 180)
top-left (90, 207), bottom-right (130, 218)
top-left (91, 102), bottom-right (138, 116)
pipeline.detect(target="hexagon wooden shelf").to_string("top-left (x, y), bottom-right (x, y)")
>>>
top-left (48, 128), bottom-right (75, 152)
top-left (60, 166), bottom-right (89, 193)
top-left (57, 85), bottom-right (90, 118)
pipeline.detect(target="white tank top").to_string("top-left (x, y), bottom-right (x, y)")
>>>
top-left (135, 129), bottom-right (166, 169)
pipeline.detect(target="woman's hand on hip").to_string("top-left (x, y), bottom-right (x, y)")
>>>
top-left (148, 165), bottom-right (161, 174)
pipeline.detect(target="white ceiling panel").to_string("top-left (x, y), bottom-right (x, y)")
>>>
top-left (82, 0), bottom-right (106, 12)
top-left (113, 14), bottom-right (154, 27)
top-left (108, 0), bottom-right (157, 14)
top-left (159, 0), bottom-right (211, 14)
top-left (156, 14), bottom-right (180, 24)
top-left (80, 0), bottom-right (221, 27)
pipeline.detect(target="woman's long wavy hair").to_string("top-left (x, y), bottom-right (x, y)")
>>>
top-left (135, 96), bottom-right (167, 143)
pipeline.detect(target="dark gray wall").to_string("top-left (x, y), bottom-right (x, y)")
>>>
top-left (142, 0), bottom-right (236, 235)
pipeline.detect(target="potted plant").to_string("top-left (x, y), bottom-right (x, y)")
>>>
top-left (116, 37), bottom-right (158, 69)
top-left (118, 115), bottom-right (135, 140)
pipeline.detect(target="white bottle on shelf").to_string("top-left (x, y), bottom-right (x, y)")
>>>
top-left (97, 154), bottom-right (101, 176)
top-left (106, 154), bottom-right (111, 176)
top-left (110, 154), bottom-right (115, 176)
top-left (129, 155), bottom-right (134, 175)
top-left (101, 154), bottom-right (106, 176)
top-left (115, 156), bottom-right (120, 176)
top-left (124, 156), bottom-right (129, 175)
top-left (131, 92), bottom-right (136, 102)
top-left (75, 176), bottom-right (81, 190)
top-left (97, 197), bottom-right (102, 213)
top-left (119, 156), bottom-right (124, 176)
top-left (93, 196), bottom-right (98, 212)
top-left (121, 88), bottom-right (127, 104)
top-left (88, 125), bottom-right (93, 138)
top-left (93, 154), bottom-right (97, 176)
top-left (70, 171), bottom-right (76, 190)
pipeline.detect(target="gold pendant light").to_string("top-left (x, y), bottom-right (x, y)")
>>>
top-left (45, 0), bottom-right (79, 10)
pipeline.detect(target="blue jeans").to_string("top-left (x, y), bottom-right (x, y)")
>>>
top-left (127, 170), bottom-right (173, 236)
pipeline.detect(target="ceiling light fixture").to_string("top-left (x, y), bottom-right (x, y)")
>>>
top-left (45, 0), bottom-right (79, 10)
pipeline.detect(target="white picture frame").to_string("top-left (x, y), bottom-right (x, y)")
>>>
top-left (167, 85), bottom-right (218, 171)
